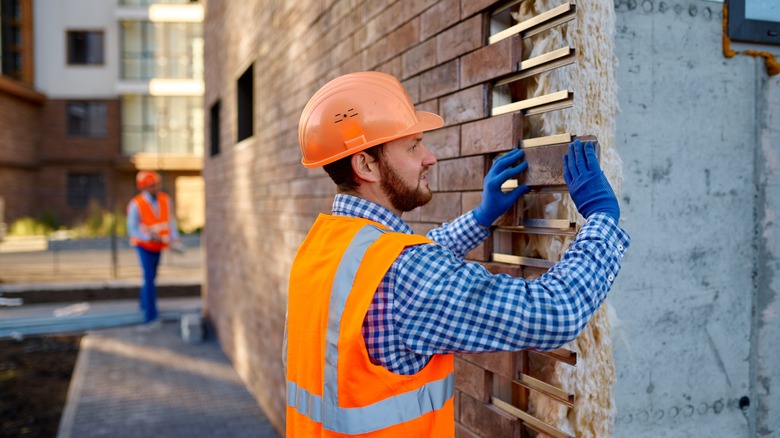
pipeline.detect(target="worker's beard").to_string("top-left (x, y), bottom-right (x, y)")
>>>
top-left (379, 161), bottom-right (433, 213)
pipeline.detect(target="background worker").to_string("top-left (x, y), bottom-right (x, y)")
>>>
top-left (127, 170), bottom-right (182, 323)
top-left (285, 71), bottom-right (630, 436)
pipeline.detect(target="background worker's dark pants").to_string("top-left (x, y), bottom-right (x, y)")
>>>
top-left (136, 246), bottom-right (161, 322)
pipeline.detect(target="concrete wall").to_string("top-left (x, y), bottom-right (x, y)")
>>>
top-left (203, 0), bottom-right (780, 436)
top-left (611, 0), bottom-right (779, 436)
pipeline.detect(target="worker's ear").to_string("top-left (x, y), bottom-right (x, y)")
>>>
top-left (351, 151), bottom-right (381, 183)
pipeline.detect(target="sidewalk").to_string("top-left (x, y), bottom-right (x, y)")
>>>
top-left (0, 242), bottom-right (281, 437)
top-left (57, 319), bottom-right (279, 437)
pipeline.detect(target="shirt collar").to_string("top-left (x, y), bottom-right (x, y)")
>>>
top-left (331, 194), bottom-right (414, 234)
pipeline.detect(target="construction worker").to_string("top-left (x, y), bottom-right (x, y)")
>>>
top-left (127, 170), bottom-right (182, 323)
top-left (285, 71), bottom-right (630, 436)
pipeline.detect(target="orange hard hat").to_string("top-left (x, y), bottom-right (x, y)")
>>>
top-left (136, 170), bottom-right (161, 190)
top-left (298, 71), bottom-right (445, 168)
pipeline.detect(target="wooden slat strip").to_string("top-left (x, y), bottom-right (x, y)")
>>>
top-left (524, 97), bottom-right (574, 116)
top-left (522, 133), bottom-right (573, 148)
top-left (492, 253), bottom-right (556, 269)
top-left (496, 47), bottom-right (576, 86)
top-left (515, 375), bottom-right (574, 408)
top-left (521, 218), bottom-right (571, 229)
top-left (489, 3), bottom-right (575, 45)
top-left (491, 397), bottom-right (573, 438)
top-left (531, 348), bottom-right (578, 366)
top-left (491, 90), bottom-right (571, 117)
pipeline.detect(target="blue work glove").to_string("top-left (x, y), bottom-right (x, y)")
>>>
top-left (563, 140), bottom-right (619, 221)
top-left (473, 148), bottom-right (530, 227)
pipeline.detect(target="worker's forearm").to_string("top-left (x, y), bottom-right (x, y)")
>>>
top-left (425, 210), bottom-right (489, 259)
top-left (393, 212), bottom-right (629, 354)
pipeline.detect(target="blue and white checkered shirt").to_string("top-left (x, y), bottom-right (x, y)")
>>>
top-left (332, 194), bottom-right (630, 375)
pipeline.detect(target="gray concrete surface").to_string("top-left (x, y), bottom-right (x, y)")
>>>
top-left (612, 1), bottom-right (779, 436)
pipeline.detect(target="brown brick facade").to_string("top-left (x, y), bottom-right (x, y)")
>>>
top-left (204, 1), bottom-right (538, 436)
top-left (0, 82), bottom-right (43, 223)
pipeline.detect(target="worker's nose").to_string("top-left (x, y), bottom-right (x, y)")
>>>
top-left (421, 143), bottom-right (437, 166)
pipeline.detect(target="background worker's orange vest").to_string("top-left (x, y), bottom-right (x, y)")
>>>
top-left (129, 192), bottom-right (171, 253)
top-left (286, 214), bottom-right (455, 437)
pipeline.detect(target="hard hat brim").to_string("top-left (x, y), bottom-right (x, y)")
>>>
top-left (301, 110), bottom-right (445, 168)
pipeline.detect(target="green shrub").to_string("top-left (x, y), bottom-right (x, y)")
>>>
top-left (8, 216), bottom-right (55, 236)
top-left (70, 201), bottom-right (127, 238)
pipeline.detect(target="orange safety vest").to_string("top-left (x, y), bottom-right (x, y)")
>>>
top-left (286, 214), bottom-right (455, 437)
top-left (128, 192), bottom-right (171, 253)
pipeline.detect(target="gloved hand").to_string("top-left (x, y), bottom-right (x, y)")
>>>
top-left (473, 148), bottom-right (530, 227)
top-left (563, 140), bottom-right (619, 221)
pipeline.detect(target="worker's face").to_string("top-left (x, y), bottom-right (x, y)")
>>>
top-left (378, 133), bottom-right (437, 212)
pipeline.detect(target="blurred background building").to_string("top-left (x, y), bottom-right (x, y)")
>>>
top-left (0, 0), bottom-right (204, 234)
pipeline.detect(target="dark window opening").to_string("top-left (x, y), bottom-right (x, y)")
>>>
top-left (67, 101), bottom-right (108, 137)
top-left (727, 0), bottom-right (780, 45)
top-left (237, 64), bottom-right (254, 142)
top-left (210, 100), bottom-right (221, 156)
top-left (1, 0), bottom-right (23, 79)
top-left (67, 173), bottom-right (106, 209)
top-left (67, 30), bottom-right (105, 65)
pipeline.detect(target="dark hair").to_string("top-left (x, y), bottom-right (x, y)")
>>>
top-left (323, 144), bottom-right (384, 192)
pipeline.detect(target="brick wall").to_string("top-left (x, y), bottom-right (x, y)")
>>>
top-left (0, 87), bottom-right (43, 223)
top-left (204, 1), bottom-right (528, 435)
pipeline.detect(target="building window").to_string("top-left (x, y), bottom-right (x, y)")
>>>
top-left (67, 30), bottom-right (105, 65)
top-left (121, 95), bottom-right (204, 156)
top-left (237, 64), bottom-right (253, 142)
top-left (1, 0), bottom-right (22, 79)
top-left (210, 100), bottom-right (220, 157)
top-left (67, 173), bottom-right (105, 208)
top-left (728, 0), bottom-right (780, 45)
top-left (67, 102), bottom-right (107, 137)
top-left (120, 21), bottom-right (203, 80)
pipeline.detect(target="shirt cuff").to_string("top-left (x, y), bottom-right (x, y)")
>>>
top-left (580, 213), bottom-right (630, 258)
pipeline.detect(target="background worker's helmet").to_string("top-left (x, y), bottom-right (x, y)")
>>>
top-left (298, 71), bottom-right (445, 168)
top-left (136, 170), bottom-right (161, 190)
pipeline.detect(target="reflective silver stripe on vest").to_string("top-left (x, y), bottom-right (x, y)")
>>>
top-left (287, 225), bottom-right (454, 434)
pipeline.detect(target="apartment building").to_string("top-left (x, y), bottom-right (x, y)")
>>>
top-left (0, 0), bottom-right (44, 232)
top-left (0, 0), bottom-right (204, 231)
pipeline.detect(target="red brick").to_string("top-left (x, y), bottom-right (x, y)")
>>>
top-left (401, 38), bottom-right (437, 78)
top-left (402, 76), bottom-right (421, 103)
top-left (439, 85), bottom-right (486, 125)
top-left (420, 59), bottom-right (459, 101)
top-left (466, 241), bottom-right (491, 262)
top-left (418, 191), bottom-right (461, 223)
top-left (415, 98), bottom-right (439, 115)
top-left (459, 351), bottom-right (518, 381)
top-left (363, 39), bottom-right (389, 70)
top-left (386, 18), bottom-right (420, 58)
top-left (461, 191), bottom-right (482, 213)
top-left (421, 0), bottom-right (460, 41)
top-left (461, 35), bottom-right (522, 88)
top-left (436, 15), bottom-right (484, 63)
top-left (461, 0), bottom-right (502, 18)
top-left (437, 156), bottom-right (485, 191)
top-left (375, 56), bottom-right (402, 79)
top-left (461, 112), bottom-right (522, 156)
top-left (455, 422), bottom-right (481, 438)
top-left (459, 392), bottom-right (517, 437)
top-left (425, 125), bottom-right (460, 160)
top-left (455, 356), bottom-right (492, 402)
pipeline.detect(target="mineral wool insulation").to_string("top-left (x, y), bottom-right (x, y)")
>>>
top-left (511, 1), bottom-right (622, 436)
